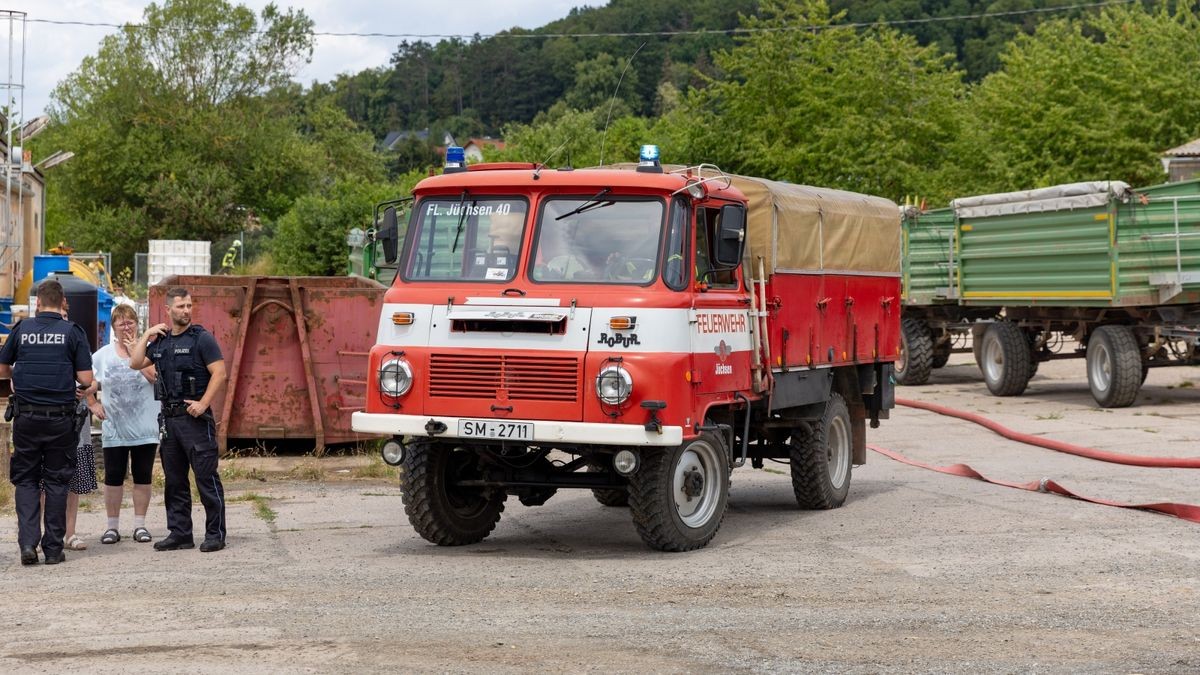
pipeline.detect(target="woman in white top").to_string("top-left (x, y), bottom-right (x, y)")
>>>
top-left (87, 303), bottom-right (161, 544)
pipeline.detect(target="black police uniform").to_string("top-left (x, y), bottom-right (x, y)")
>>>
top-left (0, 311), bottom-right (92, 560)
top-left (147, 324), bottom-right (226, 545)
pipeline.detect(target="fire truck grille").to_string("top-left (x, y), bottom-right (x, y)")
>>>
top-left (428, 354), bottom-right (579, 401)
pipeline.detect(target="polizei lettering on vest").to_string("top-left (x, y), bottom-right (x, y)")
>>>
top-left (695, 313), bottom-right (748, 334)
top-left (21, 333), bottom-right (65, 345)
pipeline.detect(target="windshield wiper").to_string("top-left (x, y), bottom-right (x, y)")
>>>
top-left (555, 188), bottom-right (614, 221)
top-left (451, 190), bottom-right (471, 253)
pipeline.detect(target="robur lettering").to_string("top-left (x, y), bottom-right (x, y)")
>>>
top-left (596, 333), bottom-right (641, 348)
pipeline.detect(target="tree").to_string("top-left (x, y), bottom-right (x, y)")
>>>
top-left (663, 0), bottom-right (966, 200)
top-left (271, 179), bottom-right (402, 276)
top-left (941, 4), bottom-right (1200, 197)
top-left (35, 0), bottom-right (320, 270)
top-left (491, 102), bottom-right (651, 169)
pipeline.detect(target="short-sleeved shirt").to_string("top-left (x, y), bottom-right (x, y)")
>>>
top-left (92, 343), bottom-right (159, 447)
top-left (0, 311), bottom-right (92, 405)
top-left (147, 326), bottom-right (223, 403)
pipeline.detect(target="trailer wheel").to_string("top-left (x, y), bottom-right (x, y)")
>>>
top-left (401, 443), bottom-right (506, 546)
top-left (980, 322), bottom-right (1032, 396)
top-left (971, 324), bottom-right (987, 372)
top-left (896, 318), bottom-right (934, 385)
top-left (588, 461), bottom-right (629, 507)
top-left (1087, 325), bottom-right (1142, 408)
top-left (628, 432), bottom-right (729, 552)
top-left (789, 393), bottom-right (852, 509)
top-left (932, 341), bottom-right (952, 369)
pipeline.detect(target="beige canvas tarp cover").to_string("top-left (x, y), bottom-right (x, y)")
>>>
top-left (597, 164), bottom-right (900, 275)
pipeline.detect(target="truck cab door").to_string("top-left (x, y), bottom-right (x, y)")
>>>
top-left (689, 203), bottom-right (753, 395)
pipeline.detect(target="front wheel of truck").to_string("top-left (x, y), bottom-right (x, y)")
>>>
top-left (628, 432), bottom-right (730, 552)
top-left (401, 443), bottom-right (506, 546)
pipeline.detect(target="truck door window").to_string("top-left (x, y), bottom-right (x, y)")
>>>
top-left (531, 197), bottom-right (665, 284)
top-left (403, 197), bottom-right (528, 282)
top-left (663, 197), bottom-right (689, 290)
top-left (696, 206), bottom-right (736, 287)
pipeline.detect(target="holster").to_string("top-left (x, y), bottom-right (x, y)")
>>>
top-left (4, 398), bottom-right (14, 422)
top-left (75, 404), bottom-right (89, 437)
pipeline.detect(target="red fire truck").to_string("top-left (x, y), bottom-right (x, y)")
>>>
top-left (352, 147), bottom-right (900, 551)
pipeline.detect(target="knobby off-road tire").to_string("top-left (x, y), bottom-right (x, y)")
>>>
top-left (628, 432), bottom-right (730, 552)
top-left (790, 393), bottom-right (852, 510)
top-left (400, 444), bottom-right (506, 546)
top-left (980, 322), bottom-right (1032, 397)
top-left (588, 460), bottom-right (629, 507)
top-left (896, 318), bottom-right (934, 385)
top-left (1087, 325), bottom-right (1142, 408)
top-left (931, 341), bottom-right (952, 369)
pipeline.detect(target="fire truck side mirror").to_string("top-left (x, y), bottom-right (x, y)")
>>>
top-left (713, 204), bottom-right (746, 268)
top-left (380, 207), bottom-right (399, 264)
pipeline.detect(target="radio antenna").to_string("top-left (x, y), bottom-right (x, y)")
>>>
top-left (598, 41), bottom-right (645, 168)
top-left (533, 137), bottom-right (572, 180)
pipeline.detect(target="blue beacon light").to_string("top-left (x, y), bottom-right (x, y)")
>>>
top-left (637, 144), bottom-right (663, 173)
top-left (444, 145), bottom-right (467, 173)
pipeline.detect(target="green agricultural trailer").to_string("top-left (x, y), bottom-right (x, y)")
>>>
top-left (899, 178), bottom-right (1200, 407)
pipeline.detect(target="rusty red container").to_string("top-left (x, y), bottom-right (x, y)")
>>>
top-left (150, 275), bottom-right (386, 452)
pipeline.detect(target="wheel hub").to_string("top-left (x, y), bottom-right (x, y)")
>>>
top-left (681, 467), bottom-right (704, 501)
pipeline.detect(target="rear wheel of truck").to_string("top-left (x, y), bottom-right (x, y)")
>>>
top-left (790, 393), bottom-right (852, 509)
top-left (401, 443), bottom-right (506, 546)
top-left (896, 318), bottom-right (934, 385)
top-left (628, 432), bottom-right (729, 552)
top-left (980, 322), bottom-right (1032, 396)
top-left (588, 460), bottom-right (629, 507)
top-left (971, 324), bottom-right (987, 372)
top-left (1087, 325), bottom-right (1142, 408)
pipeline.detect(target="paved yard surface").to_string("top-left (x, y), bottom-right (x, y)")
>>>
top-left (2, 354), bottom-right (1198, 673)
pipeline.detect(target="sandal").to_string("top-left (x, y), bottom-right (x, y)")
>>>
top-left (101, 529), bottom-right (121, 544)
top-left (133, 527), bottom-right (152, 543)
top-left (66, 534), bottom-right (88, 550)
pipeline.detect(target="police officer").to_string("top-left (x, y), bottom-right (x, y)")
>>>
top-left (128, 287), bottom-right (228, 552)
top-left (0, 279), bottom-right (94, 565)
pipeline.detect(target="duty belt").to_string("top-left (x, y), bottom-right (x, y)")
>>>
top-left (162, 402), bottom-right (191, 417)
top-left (15, 401), bottom-right (76, 417)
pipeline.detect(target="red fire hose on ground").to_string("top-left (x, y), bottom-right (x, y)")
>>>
top-left (868, 398), bottom-right (1200, 524)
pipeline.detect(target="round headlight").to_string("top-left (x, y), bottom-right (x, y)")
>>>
top-left (379, 358), bottom-right (413, 396)
top-left (595, 364), bottom-right (633, 405)
top-left (613, 449), bottom-right (639, 475)
top-left (381, 439), bottom-right (405, 466)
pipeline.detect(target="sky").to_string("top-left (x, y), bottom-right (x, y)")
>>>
top-left (0, 0), bottom-right (597, 121)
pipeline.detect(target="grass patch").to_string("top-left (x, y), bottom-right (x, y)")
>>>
top-left (352, 454), bottom-right (400, 480)
top-left (221, 460), bottom-right (266, 482)
top-left (1035, 412), bottom-right (1063, 421)
top-left (288, 461), bottom-right (325, 481)
top-left (230, 492), bottom-right (277, 523)
top-left (762, 467), bottom-right (786, 476)
top-left (0, 481), bottom-right (11, 510)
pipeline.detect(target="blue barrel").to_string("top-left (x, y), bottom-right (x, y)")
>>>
top-left (0, 295), bottom-right (11, 335)
top-left (97, 287), bottom-right (114, 348)
top-left (33, 255), bottom-right (72, 283)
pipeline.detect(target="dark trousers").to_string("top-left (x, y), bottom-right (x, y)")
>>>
top-left (10, 412), bottom-right (76, 556)
top-left (160, 412), bottom-right (226, 542)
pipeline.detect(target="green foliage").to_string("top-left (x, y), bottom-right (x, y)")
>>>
top-left (272, 180), bottom-right (404, 276)
top-left (941, 3), bottom-right (1200, 197)
top-left (663, 0), bottom-right (965, 199)
top-left (491, 102), bottom-right (652, 169)
top-left (34, 0), bottom-right (381, 271)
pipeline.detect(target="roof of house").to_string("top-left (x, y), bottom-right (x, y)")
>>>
top-left (1163, 138), bottom-right (1200, 157)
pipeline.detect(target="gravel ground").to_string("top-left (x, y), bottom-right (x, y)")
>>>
top-left (1, 353), bottom-right (1198, 673)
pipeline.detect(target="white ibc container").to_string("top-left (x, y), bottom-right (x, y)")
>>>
top-left (148, 240), bottom-right (212, 286)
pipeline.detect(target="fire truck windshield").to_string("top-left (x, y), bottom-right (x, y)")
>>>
top-left (403, 197), bottom-right (529, 282)
top-left (531, 197), bottom-right (664, 284)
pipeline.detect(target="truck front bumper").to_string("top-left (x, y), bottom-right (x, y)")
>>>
top-left (352, 412), bottom-right (683, 447)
